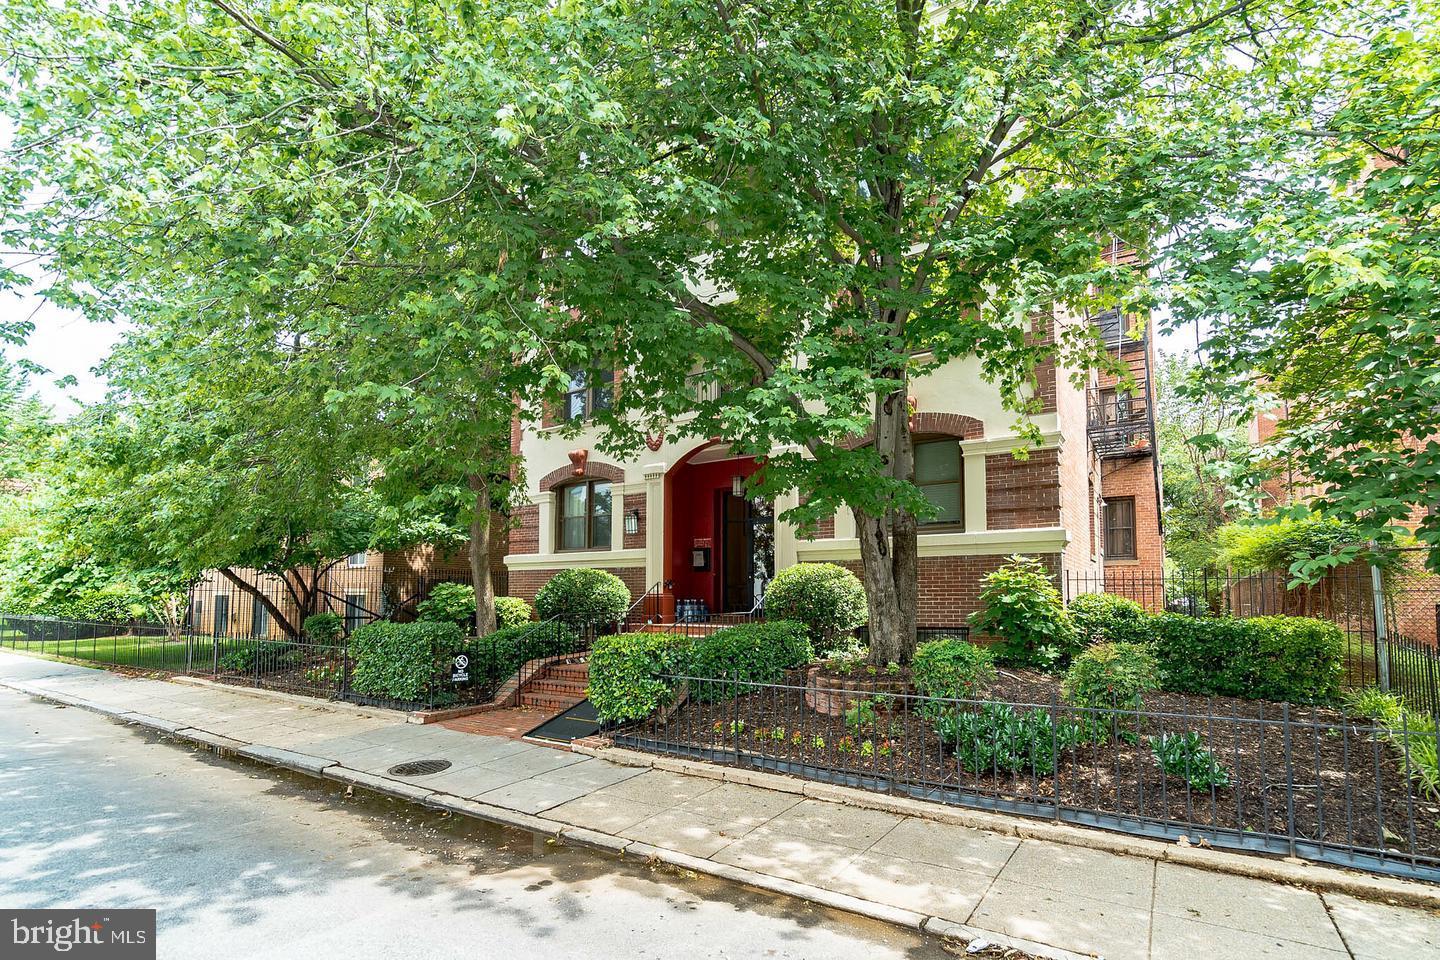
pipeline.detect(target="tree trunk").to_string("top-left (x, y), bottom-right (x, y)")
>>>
top-left (468, 472), bottom-right (498, 636)
top-left (217, 568), bottom-right (300, 639)
top-left (855, 382), bottom-right (920, 664)
top-left (855, 509), bottom-right (909, 663)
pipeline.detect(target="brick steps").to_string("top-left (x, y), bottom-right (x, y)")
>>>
top-left (519, 690), bottom-right (586, 710)
top-left (515, 657), bottom-right (589, 710)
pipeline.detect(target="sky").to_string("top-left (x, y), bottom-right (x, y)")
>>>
top-left (2, 285), bottom-right (1202, 421)
top-left (1, 280), bottom-right (126, 418)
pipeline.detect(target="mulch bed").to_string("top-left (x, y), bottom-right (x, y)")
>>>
top-left (625, 667), bottom-right (1440, 869)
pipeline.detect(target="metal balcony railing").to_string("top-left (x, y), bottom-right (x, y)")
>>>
top-left (1092, 309), bottom-right (1148, 354)
top-left (1088, 389), bottom-right (1155, 459)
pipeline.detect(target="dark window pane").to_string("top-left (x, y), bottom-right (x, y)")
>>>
top-left (922, 483), bottom-right (962, 524)
top-left (1104, 498), bottom-right (1137, 560)
top-left (915, 440), bottom-right (960, 482)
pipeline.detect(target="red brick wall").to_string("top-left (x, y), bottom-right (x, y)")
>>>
top-left (1032, 312), bottom-right (1058, 414)
top-left (623, 493), bottom-right (646, 551)
top-left (507, 566), bottom-right (645, 605)
top-left (985, 450), bottom-right (1061, 529)
top-left (1100, 457), bottom-right (1163, 575)
top-left (836, 552), bottom-right (1062, 626)
top-left (510, 503), bottom-right (539, 555)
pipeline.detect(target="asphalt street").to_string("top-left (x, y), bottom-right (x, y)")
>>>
top-left (0, 686), bottom-right (954, 960)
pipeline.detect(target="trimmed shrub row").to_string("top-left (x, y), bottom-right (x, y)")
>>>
top-left (349, 620), bottom-right (465, 703)
top-left (589, 620), bottom-right (813, 721)
top-left (1073, 595), bottom-right (1344, 704)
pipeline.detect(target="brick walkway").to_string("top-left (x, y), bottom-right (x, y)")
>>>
top-left (439, 705), bottom-right (556, 739)
top-left (3, 649), bottom-right (1438, 960)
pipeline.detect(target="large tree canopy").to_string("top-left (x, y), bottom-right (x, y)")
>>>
top-left (0, 0), bottom-right (1409, 656)
top-left (1168, 3), bottom-right (1440, 577)
top-left (0, 0), bottom-right (649, 631)
top-left (561, 0), bottom-right (1371, 658)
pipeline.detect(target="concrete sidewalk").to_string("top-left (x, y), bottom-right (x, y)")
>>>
top-left (3, 650), bottom-right (1437, 960)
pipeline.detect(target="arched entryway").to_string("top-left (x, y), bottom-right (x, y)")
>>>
top-left (665, 444), bottom-right (774, 615)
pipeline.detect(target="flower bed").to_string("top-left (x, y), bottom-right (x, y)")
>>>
top-left (618, 667), bottom-right (1440, 880)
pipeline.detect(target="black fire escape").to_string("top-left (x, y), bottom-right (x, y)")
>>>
top-left (1087, 309), bottom-right (1157, 460)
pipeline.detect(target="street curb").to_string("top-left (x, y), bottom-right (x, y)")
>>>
top-left (574, 743), bottom-right (1440, 910)
top-left (0, 676), bottom-right (1098, 957)
top-left (7, 667), bottom-right (1437, 957)
top-left (170, 675), bottom-right (405, 721)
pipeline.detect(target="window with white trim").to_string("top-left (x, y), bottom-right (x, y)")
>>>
top-left (914, 439), bottom-right (963, 528)
top-left (557, 480), bottom-right (613, 550)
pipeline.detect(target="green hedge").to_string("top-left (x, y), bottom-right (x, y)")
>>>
top-left (1147, 612), bottom-right (1343, 704)
top-left (590, 620), bottom-right (813, 721)
top-left (534, 568), bottom-right (630, 627)
top-left (684, 621), bottom-right (812, 701)
top-left (763, 563), bottom-right (867, 657)
top-left (1249, 615), bottom-right (1345, 703)
top-left (494, 596), bottom-right (535, 630)
top-left (589, 631), bottom-right (689, 722)
top-left (1068, 593), bottom-right (1148, 645)
top-left (1147, 613), bottom-right (1257, 696)
top-left (349, 620), bottom-right (465, 703)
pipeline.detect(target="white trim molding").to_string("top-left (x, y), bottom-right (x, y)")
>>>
top-left (504, 548), bottom-right (647, 571)
top-left (959, 430), bottom-right (1063, 456)
top-left (795, 527), bottom-right (1070, 563)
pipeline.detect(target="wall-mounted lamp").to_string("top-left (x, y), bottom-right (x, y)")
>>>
top-left (624, 508), bottom-right (641, 536)
top-left (731, 474), bottom-right (746, 498)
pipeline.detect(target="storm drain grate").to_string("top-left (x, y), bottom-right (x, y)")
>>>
top-left (387, 758), bottom-right (452, 777)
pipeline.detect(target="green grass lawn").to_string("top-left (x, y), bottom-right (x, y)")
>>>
top-left (0, 633), bottom-right (252, 671)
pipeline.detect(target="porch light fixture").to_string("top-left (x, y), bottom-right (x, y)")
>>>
top-left (731, 474), bottom-right (745, 497)
top-left (624, 508), bottom-right (640, 536)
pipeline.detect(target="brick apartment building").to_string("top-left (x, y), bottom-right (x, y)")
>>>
top-left (189, 543), bottom-right (483, 639)
top-left (503, 253), bottom-right (1165, 627)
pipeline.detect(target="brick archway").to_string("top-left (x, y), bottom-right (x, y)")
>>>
top-left (842, 412), bottom-right (984, 449)
top-left (538, 459), bottom-right (625, 492)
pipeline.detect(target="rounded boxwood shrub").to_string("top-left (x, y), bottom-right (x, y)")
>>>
top-left (350, 620), bottom-right (465, 703)
top-left (303, 612), bottom-right (343, 646)
top-left (588, 631), bottom-right (689, 722)
top-left (685, 620), bottom-right (812, 701)
top-left (415, 582), bottom-right (476, 628)
top-left (1068, 593), bottom-right (1149, 645)
top-left (1062, 641), bottom-right (1160, 727)
top-left (969, 555), bottom-right (1078, 670)
top-left (911, 636), bottom-right (997, 703)
top-left (534, 568), bottom-right (631, 628)
top-left (494, 596), bottom-right (534, 630)
top-left (763, 563), bottom-right (868, 656)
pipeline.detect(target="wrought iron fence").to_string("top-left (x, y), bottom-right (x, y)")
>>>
top-left (611, 671), bottom-right (1440, 883)
top-left (1063, 569), bottom-right (1440, 716)
top-left (0, 611), bottom-right (588, 714)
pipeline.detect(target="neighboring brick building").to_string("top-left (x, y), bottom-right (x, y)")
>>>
top-left (189, 544), bottom-right (482, 639)
top-left (504, 251), bottom-right (1165, 626)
